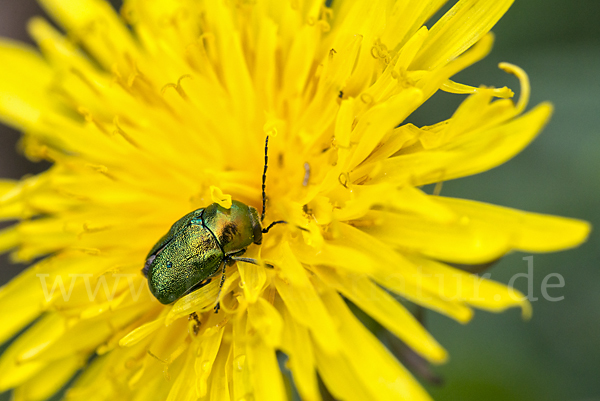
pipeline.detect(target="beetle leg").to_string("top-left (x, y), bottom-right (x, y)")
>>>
top-left (229, 256), bottom-right (274, 269)
top-left (188, 312), bottom-right (201, 336)
top-left (214, 262), bottom-right (227, 314)
top-left (213, 249), bottom-right (247, 313)
top-left (218, 262), bottom-right (227, 289)
top-left (225, 248), bottom-right (247, 260)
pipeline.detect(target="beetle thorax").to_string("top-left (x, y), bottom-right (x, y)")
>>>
top-left (203, 200), bottom-right (262, 254)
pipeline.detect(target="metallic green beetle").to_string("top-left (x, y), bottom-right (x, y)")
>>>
top-left (142, 137), bottom-right (283, 307)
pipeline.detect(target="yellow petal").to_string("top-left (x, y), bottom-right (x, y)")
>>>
top-left (251, 15), bottom-right (278, 111)
top-left (246, 330), bottom-right (287, 401)
top-left (0, 40), bottom-right (53, 130)
top-left (411, 0), bottom-right (514, 70)
top-left (371, 267), bottom-right (474, 323)
top-left (408, 255), bottom-right (532, 318)
top-left (124, 0), bottom-right (203, 59)
top-left (13, 355), bottom-right (83, 401)
top-left (38, 0), bottom-right (139, 71)
top-left (210, 185), bottom-right (232, 209)
top-left (28, 17), bottom-right (97, 74)
top-left (359, 193), bottom-right (590, 265)
top-left (202, 0), bottom-right (257, 138)
top-left (313, 345), bottom-right (374, 401)
top-left (16, 305), bottom-right (138, 365)
top-left (299, 33), bottom-right (362, 135)
top-left (0, 314), bottom-right (63, 390)
top-left (63, 354), bottom-right (113, 401)
top-left (238, 262), bottom-right (267, 304)
top-left (292, 223), bottom-right (475, 322)
top-left (316, 286), bottom-right (433, 401)
top-left (315, 266), bottom-right (447, 363)
top-left (442, 79), bottom-right (514, 98)
top-left (365, 102), bottom-right (553, 186)
top-left (328, 0), bottom-right (389, 94)
top-left (281, 24), bottom-right (320, 101)
top-left (119, 314), bottom-right (166, 347)
top-left (0, 225), bottom-right (18, 254)
top-left (195, 323), bottom-right (226, 398)
top-left (341, 88), bottom-right (423, 171)
top-left (230, 313), bottom-right (254, 401)
top-left (165, 351), bottom-right (197, 401)
top-left (166, 271), bottom-right (236, 324)
top-left (0, 268), bottom-right (46, 345)
top-left (273, 244), bottom-right (341, 353)
top-left (436, 197), bottom-right (591, 253)
top-left (0, 180), bottom-right (17, 197)
top-left (279, 302), bottom-right (320, 401)
top-left (208, 342), bottom-right (232, 401)
top-left (333, 184), bottom-right (456, 223)
top-left (415, 32), bottom-right (495, 101)
top-left (247, 297), bottom-right (283, 348)
top-left (358, 209), bottom-right (511, 264)
top-left (380, 0), bottom-right (445, 50)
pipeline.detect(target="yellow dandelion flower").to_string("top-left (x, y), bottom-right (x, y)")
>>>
top-left (0, 0), bottom-right (591, 400)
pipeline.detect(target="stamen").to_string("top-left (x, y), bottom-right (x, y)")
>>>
top-left (83, 222), bottom-right (110, 233)
top-left (499, 62), bottom-right (530, 114)
top-left (77, 107), bottom-right (109, 135)
top-left (441, 80), bottom-right (514, 98)
top-left (349, 219), bottom-right (378, 227)
top-left (78, 222), bottom-right (111, 239)
top-left (360, 93), bottom-right (374, 104)
top-left (321, 7), bottom-right (334, 21)
top-left (112, 116), bottom-right (139, 148)
top-left (371, 46), bottom-right (381, 59)
top-left (53, 188), bottom-right (90, 201)
top-left (338, 172), bottom-right (349, 188)
top-left (71, 247), bottom-right (101, 256)
top-left (160, 74), bottom-right (192, 100)
top-left (210, 186), bottom-right (232, 209)
top-left (86, 164), bottom-right (116, 180)
top-left (70, 68), bottom-right (101, 96)
top-left (86, 163), bottom-right (107, 174)
top-left (318, 20), bottom-right (330, 32)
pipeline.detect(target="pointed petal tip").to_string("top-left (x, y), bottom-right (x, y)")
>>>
top-left (523, 215), bottom-right (591, 253)
top-left (556, 218), bottom-right (592, 250)
top-left (455, 306), bottom-right (474, 324)
top-left (429, 347), bottom-right (449, 365)
top-left (521, 299), bottom-right (533, 321)
top-left (537, 101), bottom-right (554, 119)
top-left (524, 101), bottom-right (553, 133)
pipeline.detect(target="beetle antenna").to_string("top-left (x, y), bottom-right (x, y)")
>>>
top-left (262, 220), bottom-right (310, 234)
top-left (259, 136), bottom-right (310, 235)
top-left (261, 136), bottom-right (269, 222)
top-left (262, 220), bottom-right (286, 234)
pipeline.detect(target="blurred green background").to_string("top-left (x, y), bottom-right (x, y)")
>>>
top-left (1, 0), bottom-right (599, 400)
